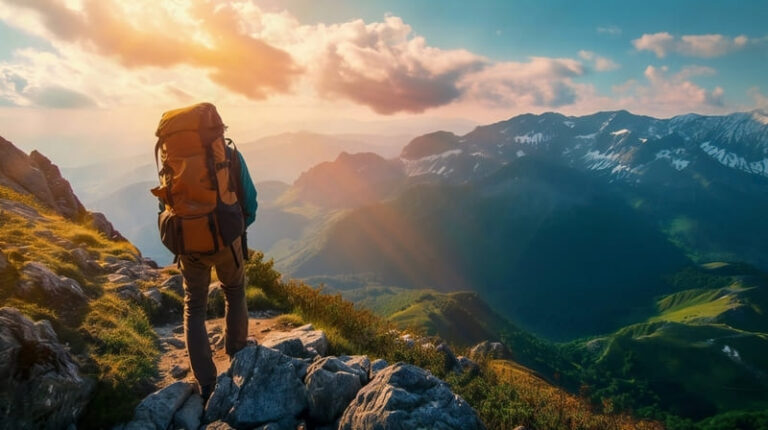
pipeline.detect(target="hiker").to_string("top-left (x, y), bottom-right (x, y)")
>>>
top-left (151, 103), bottom-right (258, 401)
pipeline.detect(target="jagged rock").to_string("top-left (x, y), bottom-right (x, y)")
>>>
top-left (172, 325), bottom-right (185, 334)
top-left (28, 150), bottom-right (86, 221)
top-left (456, 356), bottom-right (479, 375)
top-left (0, 307), bottom-right (93, 429)
top-left (170, 364), bottom-right (189, 379)
top-left (143, 258), bottom-right (159, 269)
top-left (263, 337), bottom-right (308, 358)
top-left (116, 266), bottom-right (136, 277)
top-left (161, 274), bottom-right (184, 297)
top-left (0, 136), bottom-right (58, 211)
top-left (173, 393), bottom-right (203, 430)
top-left (204, 374), bottom-right (237, 423)
top-left (143, 287), bottom-right (163, 309)
top-left (90, 211), bottom-right (126, 242)
top-left (469, 341), bottom-right (510, 360)
top-left (262, 324), bottom-right (328, 357)
top-left (338, 355), bottom-right (371, 384)
top-left (125, 381), bottom-right (194, 430)
top-left (370, 359), bottom-right (388, 377)
top-left (305, 356), bottom-right (367, 424)
top-left (205, 345), bottom-right (307, 428)
top-left (70, 248), bottom-right (102, 274)
top-left (338, 363), bottom-right (485, 430)
top-left (115, 283), bottom-right (142, 302)
top-left (17, 262), bottom-right (87, 306)
top-left (437, 343), bottom-right (460, 373)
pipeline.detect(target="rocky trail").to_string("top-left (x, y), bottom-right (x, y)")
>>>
top-left (119, 308), bottom-right (486, 430)
top-left (154, 311), bottom-right (286, 389)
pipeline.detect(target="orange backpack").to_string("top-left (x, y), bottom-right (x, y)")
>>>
top-left (150, 103), bottom-right (244, 256)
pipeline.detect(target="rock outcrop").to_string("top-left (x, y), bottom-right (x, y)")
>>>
top-left (0, 307), bottom-right (94, 429)
top-left (0, 135), bottom-right (126, 241)
top-left (205, 345), bottom-right (308, 429)
top-left (122, 330), bottom-right (485, 430)
top-left (338, 363), bottom-right (485, 430)
top-left (262, 323), bottom-right (328, 357)
top-left (305, 356), bottom-right (367, 424)
top-left (28, 150), bottom-right (87, 221)
top-left (469, 340), bottom-right (511, 360)
top-left (17, 261), bottom-right (88, 306)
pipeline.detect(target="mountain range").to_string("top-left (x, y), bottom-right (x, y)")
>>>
top-left (264, 110), bottom-right (768, 338)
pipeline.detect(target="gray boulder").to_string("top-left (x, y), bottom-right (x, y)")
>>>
top-left (338, 355), bottom-right (371, 383)
top-left (338, 363), bottom-right (485, 430)
top-left (205, 345), bottom-right (307, 428)
top-left (142, 287), bottom-right (163, 309)
top-left (89, 211), bottom-right (127, 241)
top-left (0, 307), bottom-right (94, 429)
top-left (173, 393), bottom-right (203, 430)
top-left (127, 381), bottom-right (194, 430)
top-left (70, 248), bottom-right (102, 274)
top-left (456, 356), bottom-right (480, 375)
top-left (115, 283), bottom-right (142, 302)
top-left (161, 274), bottom-right (184, 297)
top-left (305, 356), bottom-right (367, 424)
top-left (469, 341), bottom-right (510, 361)
top-left (437, 343), bottom-right (460, 373)
top-left (262, 324), bottom-right (328, 357)
top-left (370, 359), bottom-right (388, 377)
top-left (0, 136), bottom-right (59, 211)
top-left (17, 262), bottom-right (88, 306)
top-left (28, 150), bottom-right (86, 221)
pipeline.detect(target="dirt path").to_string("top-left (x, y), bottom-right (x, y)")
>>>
top-left (154, 310), bottom-right (293, 389)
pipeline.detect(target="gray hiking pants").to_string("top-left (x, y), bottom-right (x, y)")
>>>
top-left (180, 237), bottom-right (248, 387)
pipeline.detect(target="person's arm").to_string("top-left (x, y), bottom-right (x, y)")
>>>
top-left (237, 151), bottom-right (258, 227)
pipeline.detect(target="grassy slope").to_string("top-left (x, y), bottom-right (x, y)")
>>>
top-left (245, 252), bottom-right (665, 430)
top-left (0, 185), bottom-right (162, 427)
top-left (567, 263), bottom-right (768, 427)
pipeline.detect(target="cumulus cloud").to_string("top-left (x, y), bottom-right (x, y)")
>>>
top-left (612, 65), bottom-right (725, 113)
top-left (0, 0), bottom-right (301, 99)
top-left (310, 16), bottom-right (486, 114)
top-left (578, 50), bottom-right (620, 71)
top-left (633, 32), bottom-right (750, 58)
top-left (459, 57), bottom-right (588, 108)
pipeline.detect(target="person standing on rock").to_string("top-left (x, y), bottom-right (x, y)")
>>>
top-left (150, 103), bottom-right (258, 401)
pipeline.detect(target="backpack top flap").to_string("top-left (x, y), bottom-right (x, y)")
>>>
top-left (156, 102), bottom-right (224, 138)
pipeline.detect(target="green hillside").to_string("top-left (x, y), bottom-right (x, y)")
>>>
top-left (291, 158), bottom-right (691, 340)
top-left (566, 263), bottom-right (768, 428)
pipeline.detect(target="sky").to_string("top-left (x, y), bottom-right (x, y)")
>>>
top-left (0, 0), bottom-right (766, 166)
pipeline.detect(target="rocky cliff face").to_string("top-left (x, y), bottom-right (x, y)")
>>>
top-left (0, 136), bottom-right (124, 240)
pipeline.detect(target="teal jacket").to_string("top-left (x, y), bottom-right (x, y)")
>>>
top-left (236, 150), bottom-right (258, 226)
